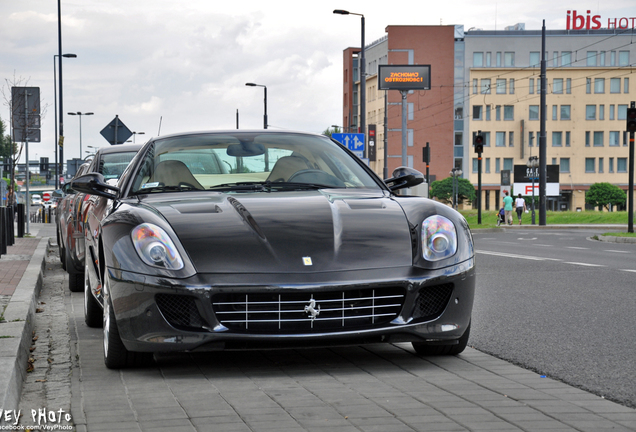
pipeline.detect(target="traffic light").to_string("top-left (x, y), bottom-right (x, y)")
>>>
top-left (474, 133), bottom-right (484, 154)
top-left (40, 157), bottom-right (49, 172)
top-left (627, 107), bottom-right (636, 133)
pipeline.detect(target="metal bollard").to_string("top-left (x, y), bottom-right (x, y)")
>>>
top-left (17, 203), bottom-right (25, 238)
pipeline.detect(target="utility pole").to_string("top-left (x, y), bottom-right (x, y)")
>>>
top-left (539, 20), bottom-right (548, 225)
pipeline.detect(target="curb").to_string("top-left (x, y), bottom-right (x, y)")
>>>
top-left (594, 234), bottom-right (636, 243)
top-left (0, 237), bottom-right (48, 410)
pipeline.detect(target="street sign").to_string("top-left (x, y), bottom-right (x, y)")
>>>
top-left (100, 115), bottom-right (133, 145)
top-left (332, 133), bottom-right (365, 158)
top-left (42, 192), bottom-right (51, 202)
top-left (11, 87), bottom-right (41, 142)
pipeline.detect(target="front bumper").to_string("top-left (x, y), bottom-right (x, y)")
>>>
top-left (108, 258), bottom-right (475, 352)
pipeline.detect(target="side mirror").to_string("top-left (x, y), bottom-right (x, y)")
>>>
top-left (384, 166), bottom-right (424, 192)
top-left (71, 173), bottom-right (120, 200)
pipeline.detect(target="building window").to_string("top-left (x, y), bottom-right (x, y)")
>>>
top-left (619, 51), bottom-right (630, 66)
top-left (504, 105), bottom-right (514, 121)
top-left (593, 131), bottom-right (604, 146)
top-left (510, 78), bottom-right (515, 94)
top-left (624, 131), bottom-right (629, 146)
top-left (560, 158), bottom-right (570, 173)
top-left (552, 105), bottom-right (558, 121)
top-left (553, 78), bottom-right (563, 94)
top-left (610, 105), bottom-right (615, 120)
top-left (617, 158), bottom-right (627, 172)
top-left (586, 78), bottom-right (591, 94)
top-left (496, 132), bottom-right (505, 147)
top-left (473, 105), bottom-right (483, 120)
top-left (562, 51), bottom-right (572, 66)
top-left (530, 52), bottom-right (540, 66)
top-left (565, 131), bottom-right (571, 147)
top-left (495, 158), bottom-right (500, 173)
top-left (486, 52), bottom-right (492, 67)
top-left (553, 51), bottom-right (559, 67)
top-left (561, 105), bottom-right (571, 120)
top-left (503, 158), bottom-right (513, 171)
top-left (485, 105), bottom-right (491, 121)
top-left (552, 131), bottom-right (563, 147)
top-left (472, 158), bottom-right (479, 173)
top-left (495, 105), bottom-right (501, 121)
top-left (482, 131), bottom-right (491, 146)
top-left (609, 131), bottom-right (620, 146)
top-left (599, 158), bottom-right (604, 173)
top-left (566, 78), bottom-right (572, 94)
top-left (599, 105), bottom-right (605, 120)
top-left (473, 52), bottom-right (484, 67)
top-left (496, 79), bottom-right (506, 94)
top-left (586, 51), bottom-right (597, 66)
top-left (585, 158), bottom-right (595, 173)
top-left (586, 105), bottom-right (596, 120)
top-left (552, 158), bottom-right (557, 165)
top-left (529, 105), bottom-right (539, 120)
top-left (496, 52), bottom-right (502, 67)
top-left (481, 79), bottom-right (491, 94)
top-left (529, 78), bottom-right (534, 94)
top-left (599, 51), bottom-right (606, 66)
top-left (485, 158), bottom-right (491, 173)
top-left (610, 78), bottom-right (621, 93)
top-left (594, 78), bottom-right (605, 93)
top-left (625, 78), bottom-right (630, 94)
top-left (618, 105), bottom-right (628, 120)
top-left (529, 131), bottom-right (534, 147)
top-left (609, 158), bottom-right (614, 173)
top-left (585, 131), bottom-right (590, 147)
top-left (472, 79), bottom-right (478, 94)
top-left (509, 131), bottom-right (514, 147)
top-left (504, 52), bottom-right (515, 67)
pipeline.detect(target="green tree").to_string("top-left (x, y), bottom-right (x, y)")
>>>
top-left (585, 182), bottom-right (626, 211)
top-left (322, 126), bottom-right (341, 138)
top-left (430, 176), bottom-right (476, 205)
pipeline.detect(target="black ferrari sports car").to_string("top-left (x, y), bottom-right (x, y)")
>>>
top-left (71, 130), bottom-right (475, 368)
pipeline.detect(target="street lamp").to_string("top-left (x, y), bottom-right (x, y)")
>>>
top-left (53, 53), bottom-right (76, 188)
top-left (527, 156), bottom-right (539, 225)
top-left (245, 83), bottom-right (268, 129)
top-left (333, 9), bottom-right (365, 151)
top-left (449, 168), bottom-right (463, 210)
top-left (67, 111), bottom-right (94, 160)
top-left (131, 131), bottom-right (145, 143)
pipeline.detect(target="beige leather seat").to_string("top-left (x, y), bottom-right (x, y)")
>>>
top-left (266, 156), bottom-right (311, 182)
top-left (150, 160), bottom-right (204, 189)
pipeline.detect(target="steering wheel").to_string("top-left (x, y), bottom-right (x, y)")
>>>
top-left (287, 169), bottom-right (346, 187)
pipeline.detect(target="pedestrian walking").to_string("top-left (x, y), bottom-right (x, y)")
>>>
top-left (515, 193), bottom-right (527, 225)
top-left (503, 190), bottom-right (513, 226)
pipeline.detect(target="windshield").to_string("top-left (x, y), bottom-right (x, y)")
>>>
top-left (129, 132), bottom-right (381, 194)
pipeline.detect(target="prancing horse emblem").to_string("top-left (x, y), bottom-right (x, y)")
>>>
top-left (304, 298), bottom-right (320, 322)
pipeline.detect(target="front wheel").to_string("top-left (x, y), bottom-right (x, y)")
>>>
top-left (103, 272), bottom-right (153, 369)
top-left (66, 245), bottom-right (83, 292)
top-left (412, 321), bottom-right (471, 356)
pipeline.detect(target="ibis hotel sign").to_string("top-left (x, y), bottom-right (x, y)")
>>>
top-left (378, 65), bottom-right (431, 91)
top-left (566, 10), bottom-right (636, 30)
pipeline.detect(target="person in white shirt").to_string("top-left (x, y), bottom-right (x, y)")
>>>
top-left (515, 194), bottom-right (527, 225)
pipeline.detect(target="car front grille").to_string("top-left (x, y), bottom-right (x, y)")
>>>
top-left (156, 294), bottom-right (207, 331)
top-left (212, 287), bottom-right (405, 333)
top-left (413, 283), bottom-right (454, 321)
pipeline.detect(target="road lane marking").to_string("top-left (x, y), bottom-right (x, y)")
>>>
top-left (566, 247), bottom-right (589, 250)
top-left (476, 250), bottom-right (561, 261)
top-left (605, 250), bottom-right (631, 254)
top-left (620, 269), bottom-right (636, 273)
top-left (563, 262), bottom-right (604, 267)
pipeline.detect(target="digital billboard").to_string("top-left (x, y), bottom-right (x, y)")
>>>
top-left (378, 65), bottom-right (431, 91)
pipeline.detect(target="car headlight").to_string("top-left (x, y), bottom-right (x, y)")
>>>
top-left (421, 215), bottom-right (457, 261)
top-left (131, 223), bottom-right (184, 270)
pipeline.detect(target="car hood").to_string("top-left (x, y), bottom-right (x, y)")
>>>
top-left (141, 190), bottom-right (414, 274)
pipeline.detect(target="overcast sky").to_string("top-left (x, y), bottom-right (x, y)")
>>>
top-left (2, 0), bottom-right (634, 167)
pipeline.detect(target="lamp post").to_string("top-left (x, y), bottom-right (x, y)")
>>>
top-left (67, 112), bottom-right (93, 160)
top-left (245, 83), bottom-right (267, 129)
top-left (53, 53), bottom-right (76, 189)
top-left (131, 131), bottom-right (145, 143)
top-left (527, 156), bottom-right (539, 225)
top-left (450, 168), bottom-right (463, 210)
top-left (333, 9), bottom-right (365, 152)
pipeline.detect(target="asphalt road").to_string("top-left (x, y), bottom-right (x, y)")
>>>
top-left (470, 228), bottom-right (636, 409)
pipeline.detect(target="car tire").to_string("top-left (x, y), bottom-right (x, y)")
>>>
top-left (412, 321), bottom-right (471, 356)
top-left (103, 273), bottom-right (153, 369)
top-left (66, 246), bottom-right (84, 292)
top-left (84, 260), bottom-right (102, 328)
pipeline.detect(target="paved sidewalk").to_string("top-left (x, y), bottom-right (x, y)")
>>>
top-left (0, 223), bottom-right (56, 410)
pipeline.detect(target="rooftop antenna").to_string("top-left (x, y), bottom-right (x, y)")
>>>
top-left (157, 116), bottom-right (162, 136)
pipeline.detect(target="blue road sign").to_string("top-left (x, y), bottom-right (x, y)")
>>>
top-left (332, 133), bottom-right (365, 158)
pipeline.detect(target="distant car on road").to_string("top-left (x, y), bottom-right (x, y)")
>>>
top-left (31, 194), bottom-right (43, 207)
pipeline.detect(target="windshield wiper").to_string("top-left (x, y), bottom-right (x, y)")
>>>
top-left (208, 182), bottom-right (270, 192)
top-left (130, 185), bottom-right (199, 195)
